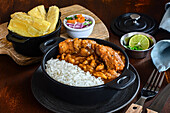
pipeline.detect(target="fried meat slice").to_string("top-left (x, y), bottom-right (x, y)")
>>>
top-left (73, 38), bottom-right (82, 53)
top-left (59, 39), bottom-right (74, 54)
top-left (79, 39), bottom-right (96, 56)
top-left (95, 44), bottom-right (125, 71)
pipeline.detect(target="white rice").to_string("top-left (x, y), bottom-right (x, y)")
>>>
top-left (45, 58), bottom-right (104, 87)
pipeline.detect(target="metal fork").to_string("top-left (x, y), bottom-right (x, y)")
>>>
top-left (126, 69), bottom-right (165, 113)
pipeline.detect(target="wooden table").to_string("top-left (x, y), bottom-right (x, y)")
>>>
top-left (0, 0), bottom-right (170, 113)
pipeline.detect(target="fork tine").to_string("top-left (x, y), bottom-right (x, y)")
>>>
top-left (152, 71), bottom-right (162, 91)
top-left (148, 70), bottom-right (159, 90)
top-left (158, 72), bottom-right (165, 87)
top-left (154, 72), bottom-right (165, 92)
top-left (147, 69), bottom-right (156, 84)
top-left (158, 72), bottom-right (165, 88)
top-left (143, 69), bottom-right (156, 89)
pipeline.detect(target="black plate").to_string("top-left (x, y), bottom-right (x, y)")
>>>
top-left (31, 64), bottom-right (140, 113)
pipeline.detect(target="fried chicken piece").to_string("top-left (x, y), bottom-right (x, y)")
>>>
top-left (59, 39), bottom-right (74, 54)
top-left (81, 39), bottom-right (96, 49)
top-left (95, 44), bottom-right (125, 71)
top-left (107, 69), bottom-right (120, 78)
top-left (78, 39), bottom-right (96, 56)
top-left (73, 38), bottom-right (82, 53)
top-left (80, 48), bottom-right (91, 56)
top-left (59, 38), bottom-right (96, 56)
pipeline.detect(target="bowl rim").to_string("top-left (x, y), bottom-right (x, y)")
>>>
top-left (120, 32), bottom-right (156, 52)
top-left (63, 14), bottom-right (95, 31)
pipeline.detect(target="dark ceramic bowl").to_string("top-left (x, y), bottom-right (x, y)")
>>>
top-left (6, 18), bottom-right (62, 57)
top-left (39, 37), bottom-right (136, 105)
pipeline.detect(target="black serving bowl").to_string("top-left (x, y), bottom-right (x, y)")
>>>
top-left (40, 37), bottom-right (136, 105)
top-left (6, 18), bottom-right (62, 57)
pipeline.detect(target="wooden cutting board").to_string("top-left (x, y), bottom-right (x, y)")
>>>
top-left (0, 4), bottom-right (109, 66)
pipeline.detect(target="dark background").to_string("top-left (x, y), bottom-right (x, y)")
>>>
top-left (0, 0), bottom-right (170, 113)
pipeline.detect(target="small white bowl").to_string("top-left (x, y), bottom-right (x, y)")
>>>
top-left (63, 14), bottom-right (95, 38)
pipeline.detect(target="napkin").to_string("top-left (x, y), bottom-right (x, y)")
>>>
top-left (151, 40), bottom-right (170, 72)
top-left (159, 2), bottom-right (170, 32)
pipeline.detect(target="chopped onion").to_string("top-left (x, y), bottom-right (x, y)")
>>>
top-left (66, 15), bottom-right (92, 29)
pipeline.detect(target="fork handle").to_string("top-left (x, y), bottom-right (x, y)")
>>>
top-left (125, 103), bottom-right (143, 113)
top-left (146, 108), bottom-right (158, 113)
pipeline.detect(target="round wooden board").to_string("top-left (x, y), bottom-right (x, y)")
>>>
top-left (0, 5), bottom-right (109, 66)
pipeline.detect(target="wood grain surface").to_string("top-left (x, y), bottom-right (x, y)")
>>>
top-left (126, 103), bottom-right (143, 113)
top-left (0, 0), bottom-right (170, 113)
top-left (0, 4), bottom-right (109, 66)
top-left (146, 109), bottom-right (158, 113)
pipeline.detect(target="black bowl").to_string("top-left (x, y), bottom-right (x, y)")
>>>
top-left (6, 18), bottom-right (62, 57)
top-left (40, 37), bottom-right (136, 105)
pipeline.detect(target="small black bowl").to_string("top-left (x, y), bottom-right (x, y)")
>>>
top-left (39, 37), bottom-right (136, 105)
top-left (6, 18), bottom-right (62, 57)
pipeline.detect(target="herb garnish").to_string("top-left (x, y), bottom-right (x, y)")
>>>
top-left (65, 17), bottom-right (73, 20)
top-left (83, 23), bottom-right (88, 25)
top-left (126, 45), bottom-right (143, 50)
top-left (74, 15), bottom-right (78, 19)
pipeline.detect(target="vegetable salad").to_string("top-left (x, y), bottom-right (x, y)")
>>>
top-left (65, 14), bottom-right (92, 29)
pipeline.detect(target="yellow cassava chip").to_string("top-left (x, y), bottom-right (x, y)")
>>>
top-left (8, 5), bottom-right (60, 37)
top-left (28, 5), bottom-right (46, 20)
top-left (8, 13), bottom-right (51, 37)
top-left (46, 6), bottom-right (59, 33)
